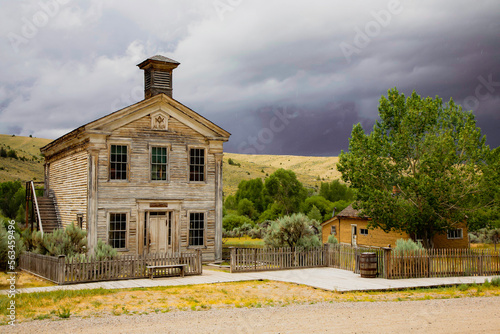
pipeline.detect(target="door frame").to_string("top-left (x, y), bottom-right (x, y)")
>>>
top-left (137, 200), bottom-right (182, 254)
top-left (351, 224), bottom-right (357, 247)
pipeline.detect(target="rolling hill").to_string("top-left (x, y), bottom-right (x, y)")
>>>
top-left (0, 135), bottom-right (341, 194)
top-left (0, 134), bottom-right (51, 183)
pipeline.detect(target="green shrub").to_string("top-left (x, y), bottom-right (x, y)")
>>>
top-left (32, 223), bottom-right (87, 257)
top-left (327, 234), bottom-right (338, 245)
top-left (223, 214), bottom-right (254, 231)
top-left (394, 239), bottom-right (424, 253)
top-left (264, 213), bottom-right (321, 249)
top-left (0, 218), bottom-right (25, 271)
top-left (491, 277), bottom-right (500, 287)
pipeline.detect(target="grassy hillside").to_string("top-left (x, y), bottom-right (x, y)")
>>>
top-left (0, 134), bottom-right (51, 183)
top-left (223, 153), bottom-right (340, 196)
top-left (0, 135), bottom-right (341, 194)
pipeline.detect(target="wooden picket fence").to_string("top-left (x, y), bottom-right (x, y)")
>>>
top-left (230, 245), bottom-right (500, 279)
top-left (326, 244), bottom-right (385, 275)
top-left (230, 247), bottom-right (325, 273)
top-left (19, 250), bottom-right (202, 285)
top-left (387, 248), bottom-right (500, 279)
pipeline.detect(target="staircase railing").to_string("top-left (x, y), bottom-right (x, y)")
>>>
top-left (26, 181), bottom-right (44, 236)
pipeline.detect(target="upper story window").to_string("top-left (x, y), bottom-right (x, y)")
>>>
top-left (151, 147), bottom-right (168, 181)
top-left (110, 145), bottom-right (128, 180)
top-left (189, 148), bottom-right (205, 182)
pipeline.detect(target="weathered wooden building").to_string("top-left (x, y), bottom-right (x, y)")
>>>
top-left (321, 204), bottom-right (469, 249)
top-left (39, 56), bottom-right (230, 261)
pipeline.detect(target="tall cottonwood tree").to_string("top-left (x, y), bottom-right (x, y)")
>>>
top-left (337, 88), bottom-right (498, 248)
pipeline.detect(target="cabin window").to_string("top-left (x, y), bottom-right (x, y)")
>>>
top-left (330, 226), bottom-right (336, 235)
top-left (151, 147), bottom-right (168, 180)
top-left (110, 145), bottom-right (128, 180)
top-left (189, 212), bottom-right (205, 246)
top-left (189, 148), bottom-right (205, 182)
top-left (447, 228), bottom-right (463, 239)
top-left (109, 213), bottom-right (127, 249)
top-left (360, 228), bottom-right (369, 236)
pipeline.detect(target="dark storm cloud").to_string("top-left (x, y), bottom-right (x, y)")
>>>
top-left (0, 0), bottom-right (498, 154)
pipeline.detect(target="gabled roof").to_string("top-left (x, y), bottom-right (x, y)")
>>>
top-left (41, 93), bottom-right (230, 154)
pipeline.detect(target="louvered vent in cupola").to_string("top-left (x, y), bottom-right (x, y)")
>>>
top-left (137, 55), bottom-right (180, 99)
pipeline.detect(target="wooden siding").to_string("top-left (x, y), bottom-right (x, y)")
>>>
top-left (48, 150), bottom-right (88, 228)
top-left (94, 114), bottom-right (220, 260)
top-left (322, 217), bottom-right (469, 249)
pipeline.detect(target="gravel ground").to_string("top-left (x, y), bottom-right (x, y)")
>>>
top-left (4, 296), bottom-right (500, 333)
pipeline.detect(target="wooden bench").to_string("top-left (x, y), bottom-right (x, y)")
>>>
top-left (146, 264), bottom-right (187, 279)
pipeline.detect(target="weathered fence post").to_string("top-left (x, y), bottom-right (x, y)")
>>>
top-left (57, 255), bottom-right (66, 285)
top-left (254, 248), bottom-right (257, 271)
top-left (382, 247), bottom-right (392, 279)
top-left (323, 244), bottom-right (330, 267)
top-left (230, 247), bottom-right (235, 273)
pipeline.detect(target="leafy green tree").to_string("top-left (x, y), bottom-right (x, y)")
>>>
top-left (237, 198), bottom-right (258, 220)
top-left (307, 205), bottom-right (323, 223)
top-left (224, 195), bottom-right (238, 211)
top-left (0, 181), bottom-right (25, 220)
top-left (337, 88), bottom-right (497, 248)
top-left (264, 169), bottom-right (307, 215)
top-left (302, 195), bottom-right (334, 217)
top-left (320, 179), bottom-right (355, 203)
top-left (264, 213), bottom-right (321, 248)
top-left (235, 178), bottom-right (267, 213)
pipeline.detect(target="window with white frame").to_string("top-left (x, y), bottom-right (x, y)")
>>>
top-left (151, 146), bottom-right (168, 180)
top-left (360, 228), bottom-right (369, 235)
top-left (189, 148), bottom-right (205, 182)
top-left (189, 212), bottom-right (205, 246)
top-left (109, 213), bottom-right (127, 249)
top-left (110, 145), bottom-right (128, 180)
top-left (447, 228), bottom-right (463, 239)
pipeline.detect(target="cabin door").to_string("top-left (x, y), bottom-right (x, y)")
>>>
top-left (351, 224), bottom-right (357, 247)
top-left (148, 212), bottom-right (173, 253)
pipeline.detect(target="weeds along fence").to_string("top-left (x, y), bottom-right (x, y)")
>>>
top-left (326, 244), bottom-right (384, 275)
top-left (19, 250), bottom-right (202, 285)
top-left (388, 248), bottom-right (500, 279)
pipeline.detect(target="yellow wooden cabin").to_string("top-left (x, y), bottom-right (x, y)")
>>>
top-left (321, 204), bottom-right (469, 249)
top-left (38, 56), bottom-right (230, 262)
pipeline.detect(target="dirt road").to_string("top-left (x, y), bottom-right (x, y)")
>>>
top-left (4, 297), bottom-right (500, 333)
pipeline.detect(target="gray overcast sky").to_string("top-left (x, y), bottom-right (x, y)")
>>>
top-left (0, 0), bottom-right (499, 156)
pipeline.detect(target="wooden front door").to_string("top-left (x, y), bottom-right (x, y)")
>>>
top-left (148, 212), bottom-right (173, 253)
top-left (351, 224), bottom-right (357, 247)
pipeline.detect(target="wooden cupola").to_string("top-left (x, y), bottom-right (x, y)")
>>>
top-left (137, 55), bottom-right (180, 99)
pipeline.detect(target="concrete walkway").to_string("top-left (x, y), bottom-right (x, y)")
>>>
top-left (4, 268), bottom-right (498, 295)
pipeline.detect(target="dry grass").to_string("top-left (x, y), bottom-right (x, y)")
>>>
top-left (223, 237), bottom-right (264, 247)
top-left (0, 271), bottom-right (55, 290)
top-left (470, 243), bottom-right (499, 251)
top-left (0, 134), bottom-right (50, 183)
top-left (223, 153), bottom-right (340, 196)
top-left (1, 279), bottom-right (500, 324)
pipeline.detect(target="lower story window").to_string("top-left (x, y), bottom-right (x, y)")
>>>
top-left (189, 212), bottom-right (205, 246)
top-left (447, 228), bottom-right (463, 239)
top-left (360, 228), bottom-right (369, 236)
top-left (109, 213), bottom-right (127, 249)
top-left (331, 226), bottom-right (336, 235)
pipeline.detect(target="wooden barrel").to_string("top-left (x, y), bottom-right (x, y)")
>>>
top-left (359, 252), bottom-right (377, 278)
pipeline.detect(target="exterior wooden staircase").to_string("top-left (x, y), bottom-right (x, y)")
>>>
top-left (26, 181), bottom-right (61, 234)
top-left (36, 196), bottom-right (60, 233)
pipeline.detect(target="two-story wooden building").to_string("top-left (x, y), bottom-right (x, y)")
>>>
top-left (39, 56), bottom-right (230, 261)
